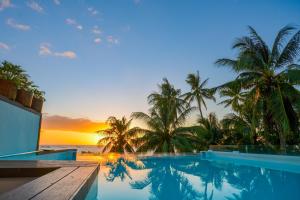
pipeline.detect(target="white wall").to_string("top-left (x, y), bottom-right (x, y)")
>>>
top-left (0, 98), bottom-right (41, 156)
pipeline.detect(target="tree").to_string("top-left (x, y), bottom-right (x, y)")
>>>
top-left (218, 82), bottom-right (246, 113)
top-left (132, 78), bottom-right (198, 153)
top-left (216, 25), bottom-right (300, 149)
top-left (198, 113), bottom-right (222, 145)
top-left (97, 116), bottom-right (141, 153)
top-left (185, 71), bottom-right (215, 120)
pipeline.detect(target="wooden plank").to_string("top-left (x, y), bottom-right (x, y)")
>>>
top-left (71, 165), bottom-right (99, 200)
top-left (0, 167), bottom-right (77, 200)
top-left (32, 166), bottom-right (97, 200)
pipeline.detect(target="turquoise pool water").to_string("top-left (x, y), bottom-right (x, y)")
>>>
top-left (83, 154), bottom-right (300, 200)
top-left (0, 150), bottom-right (76, 160)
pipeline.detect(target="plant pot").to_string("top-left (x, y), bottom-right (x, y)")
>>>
top-left (0, 79), bottom-right (17, 100)
top-left (16, 89), bottom-right (33, 107)
top-left (31, 97), bottom-right (44, 112)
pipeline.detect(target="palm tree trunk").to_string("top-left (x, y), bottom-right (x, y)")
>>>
top-left (196, 96), bottom-right (203, 119)
top-left (279, 131), bottom-right (286, 152)
top-left (263, 100), bottom-right (273, 141)
top-left (250, 102), bottom-right (257, 145)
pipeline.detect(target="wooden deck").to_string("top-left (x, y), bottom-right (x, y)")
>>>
top-left (0, 160), bottom-right (99, 200)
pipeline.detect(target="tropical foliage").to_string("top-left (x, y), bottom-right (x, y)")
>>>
top-left (0, 60), bottom-right (46, 100)
top-left (0, 60), bottom-right (29, 88)
top-left (131, 78), bottom-right (200, 153)
top-left (215, 25), bottom-right (300, 149)
top-left (98, 25), bottom-right (300, 153)
top-left (185, 71), bottom-right (215, 120)
top-left (97, 116), bottom-right (141, 153)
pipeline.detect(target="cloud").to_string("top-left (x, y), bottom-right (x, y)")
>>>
top-left (42, 115), bottom-right (107, 133)
top-left (107, 35), bottom-right (119, 45)
top-left (92, 25), bottom-right (101, 35)
top-left (39, 43), bottom-right (76, 59)
top-left (27, 0), bottom-right (43, 13)
top-left (65, 18), bottom-right (83, 30)
top-left (94, 38), bottom-right (101, 44)
top-left (54, 51), bottom-right (76, 59)
top-left (39, 43), bottom-right (52, 55)
top-left (6, 18), bottom-right (30, 31)
top-left (53, 0), bottom-right (60, 5)
top-left (0, 0), bottom-right (13, 11)
top-left (0, 42), bottom-right (10, 50)
top-left (87, 7), bottom-right (99, 16)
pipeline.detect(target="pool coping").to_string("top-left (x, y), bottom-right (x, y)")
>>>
top-left (203, 150), bottom-right (300, 174)
top-left (0, 160), bottom-right (99, 200)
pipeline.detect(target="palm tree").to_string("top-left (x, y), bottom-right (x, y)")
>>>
top-left (218, 82), bottom-right (246, 113)
top-left (97, 116), bottom-right (141, 153)
top-left (148, 78), bottom-right (189, 120)
top-left (221, 113), bottom-right (253, 145)
top-left (131, 79), bottom-right (198, 153)
top-left (185, 71), bottom-right (215, 120)
top-left (198, 113), bottom-right (222, 145)
top-left (216, 25), bottom-right (300, 149)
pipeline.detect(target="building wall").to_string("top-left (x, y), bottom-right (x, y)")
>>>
top-left (0, 97), bottom-right (41, 156)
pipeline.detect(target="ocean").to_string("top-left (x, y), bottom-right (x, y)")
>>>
top-left (39, 145), bottom-right (103, 153)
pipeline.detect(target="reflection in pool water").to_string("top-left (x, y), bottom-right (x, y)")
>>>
top-left (80, 154), bottom-right (300, 200)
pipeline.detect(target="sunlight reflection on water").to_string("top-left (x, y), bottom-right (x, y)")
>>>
top-left (78, 153), bottom-right (300, 200)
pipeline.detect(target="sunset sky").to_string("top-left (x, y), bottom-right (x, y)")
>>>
top-left (0, 0), bottom-right (300, 145)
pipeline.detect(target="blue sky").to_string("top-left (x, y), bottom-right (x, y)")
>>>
top-left (1, 0), bottom-right (300, 123)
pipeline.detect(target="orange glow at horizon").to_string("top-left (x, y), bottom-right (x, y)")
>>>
top-left (39, 129), bottom-right (104, 145)
top-left (40, 115), bottom-right (108, 145)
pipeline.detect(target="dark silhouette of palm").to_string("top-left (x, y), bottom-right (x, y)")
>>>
top-left (198, 112), bottom-right (222, 145)
top-left (97, 116), bottom-right (141, 153)
top-left (132, 78), bottom-right (199, 153)
top-left (185, 71), bottom-right (215, 120)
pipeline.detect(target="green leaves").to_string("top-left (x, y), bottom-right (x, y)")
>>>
top-left (184, 72), bottom-right (215, 119)
top-left (131, 78), bottom-right (204, 153)
top-left (215, 25), bottom-right (300, 148)
top-left (271, 25), bottom-right (295, 64)
top-left (0, 60), bottom-right (46, 99)
top-left (277, 30), bottom-right (300, 68)
top-left (0, 60), bottom-right (29, 87)
top-left (98, 116), bottom-right (140, 153)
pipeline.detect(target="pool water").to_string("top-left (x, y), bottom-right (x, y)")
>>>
top-left (80, 154), bottom-right (300, 200)
top-left (0, 150), bottom-right (76, 160)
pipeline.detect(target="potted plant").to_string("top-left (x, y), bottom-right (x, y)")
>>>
top-left (0, 60), bottom-right (46, 109)
top-left (16, 80), bottom-right (34, 108)
top-left (0, 61), bottom-right (25, 100)
top-left (31, 87), bottom-right (45, 112)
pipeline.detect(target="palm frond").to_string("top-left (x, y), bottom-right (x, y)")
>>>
top-left (277, 30), bottom-right (300, 67)
top-left (271, 25), bottom-right (295, 64)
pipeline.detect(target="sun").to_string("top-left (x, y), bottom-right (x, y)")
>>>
top-left (93, 133), bottom-right (103, 145)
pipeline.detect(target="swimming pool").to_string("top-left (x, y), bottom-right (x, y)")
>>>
top-left (0, 149), bottom-right (77, 160)
top-left (80, 153), bottom-right (300, 200)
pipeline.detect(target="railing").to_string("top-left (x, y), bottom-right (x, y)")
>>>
top-left (209, 145), bottom-right (300, 156)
